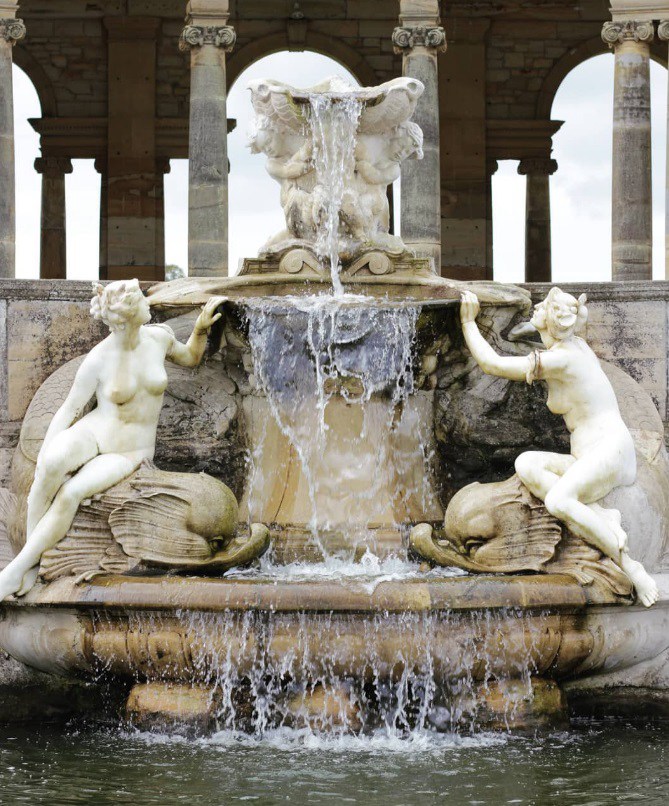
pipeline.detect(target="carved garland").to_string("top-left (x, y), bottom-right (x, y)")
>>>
top-left (601, 20), bottom-right (654, 46)
top-left (0, 18), bottom-right (26, 44)
top-left (179, 25), bottom-right (236, 53)
top-left (392, 25), bottom-right (446, 54)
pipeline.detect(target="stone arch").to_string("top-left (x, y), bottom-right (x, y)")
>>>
top-left (227, 31), bottom-right (379, 90)
top-left (536, 34), bottom-right (668, 118)
top-left (12, 47), bottom-right (57, 116)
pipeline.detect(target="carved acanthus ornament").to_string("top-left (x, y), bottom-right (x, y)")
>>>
top-left (34, 157), bottom-right (73, 178)
top-left (179, 24), bottom-right (236, 52)
top-left (0, 18), bottom-right (25, 44)
top-left (392, 25), bottom-right (447, 54)
top-left (518, 158), bottom-right (558, 177)
top-left (658, 20), bottom-right (669, 41)
top-left (601, 20), bottom-right (654, 46)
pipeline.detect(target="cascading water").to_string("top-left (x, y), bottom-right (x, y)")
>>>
top-left (307, 86), bottom-right (363, 295)
top-left (243, 295), bottom-right (441, 563)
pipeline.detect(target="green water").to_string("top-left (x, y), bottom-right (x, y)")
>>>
top-left (0, 720), bottom-right (668, 805)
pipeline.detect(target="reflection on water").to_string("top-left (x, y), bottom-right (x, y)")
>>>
top-left (1, 720), bottom-right (668, 805)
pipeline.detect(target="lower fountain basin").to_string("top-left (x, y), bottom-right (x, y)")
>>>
top-left (2, 573), bottom-right (668, 733)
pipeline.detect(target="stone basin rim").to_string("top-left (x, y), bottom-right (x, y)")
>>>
top-left (0, 573), bottom-right (652, 614)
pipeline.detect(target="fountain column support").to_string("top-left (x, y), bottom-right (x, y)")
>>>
top-left (602, 19), bottom-right (654, 281)
top-left (393, 1), bottom-right (446, 273)
top-left (0, 9), bottom-right (25, 279)
top-left (180, 1), bottom-right (235, 278)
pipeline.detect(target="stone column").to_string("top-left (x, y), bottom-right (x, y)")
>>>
top-left (602, 19), bottom-right (654, 281)
top-left (658, 21), bottom-right (669, 279)
top-left (486, 159), bottom-right (498, 277)
top-left (180, 2), bottom-right (235, 278)
top-left (393, 1), bottom-right (446, 272)
top-left (155, 158), bottom-right (171, 271)
top-left (94, 157), bottom-right (108, 280)
top-left (518, 157), bottom-right (557, 283)
top-left (0, 14), bottom-right (25, 279)
top-left (104, 17), bottom-right (164, 282)
top-left (34, 157), bottom-right (72, 280)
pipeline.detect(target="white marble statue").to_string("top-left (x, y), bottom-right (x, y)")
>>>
top-left (459, 287), bottom-right (659, 606)
top-left (0, 280), bottom-right (223, 601)
top-left (247, 76), bottom-right (424, 262)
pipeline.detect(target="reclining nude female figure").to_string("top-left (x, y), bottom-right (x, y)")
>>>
top-left (0, 280), bottom-right (223, 601)
top-left (460, 288), bottom-right (658, 607)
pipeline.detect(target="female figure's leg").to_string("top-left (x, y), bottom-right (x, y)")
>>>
top-left (0, 452), bottom-right (137, 600)
top-left (541, 451), bottom-right (658, 606)
top-left (515, 450), bottom-right (575, 500)
top-left (26, 425), bottom-right (99, 535)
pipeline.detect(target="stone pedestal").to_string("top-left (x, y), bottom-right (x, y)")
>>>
top-left (602, 20), bottom-right (654, 282)
top-left (34, 157), bottom-right (72, 280)
top-left (393, 2), bottom-right (446, 272)
top-left (0, 16), bottom-right (25, 280)
top-left (518, 157), bottom-right (557, 283)
top-left (180, 10), bottom-right (235, 278)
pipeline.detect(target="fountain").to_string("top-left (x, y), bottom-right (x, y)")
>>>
top-left (1, 75), bottom-right (669, 737)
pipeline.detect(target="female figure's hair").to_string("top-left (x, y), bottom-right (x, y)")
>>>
top-left (543, 287), bottom-right (588, 340)
top-left (90, 279), bottom-right (145, 331)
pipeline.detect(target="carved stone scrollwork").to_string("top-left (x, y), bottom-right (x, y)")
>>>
top-left (0, 18), bottom-right (26, 44)
top-left (658, 20), bottom-right (669, 42)
top-left (518, 158), bottom-right (558, 177)
top-left (392, 25), bottom-right (447, 54)
top-left (179, 24), bottom-right (236, 53)
top-left (601, 20), bottom-right (654, 47)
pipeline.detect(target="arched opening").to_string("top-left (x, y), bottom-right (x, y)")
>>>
top-left (550, 53), bottom-right (667, 281)
top-left (13, 63), bottom-right (40, 279)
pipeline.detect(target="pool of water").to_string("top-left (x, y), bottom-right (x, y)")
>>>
top-left (1, 720), bottom-right (668, 805)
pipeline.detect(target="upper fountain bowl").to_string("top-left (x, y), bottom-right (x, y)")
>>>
top-left (247, 76), bottom-right (424, 134)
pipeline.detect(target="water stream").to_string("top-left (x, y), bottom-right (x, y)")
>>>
top-left (307, 89), bottom-right (363, 294)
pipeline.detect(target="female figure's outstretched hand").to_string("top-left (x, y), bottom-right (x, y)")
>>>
top-left (194, 296), bottom-right (225, 334)
top-left (460, 290), bottom-right (480, 324)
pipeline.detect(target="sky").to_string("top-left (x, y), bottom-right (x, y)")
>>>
top-left (11, 50), bottom-right (669, 282)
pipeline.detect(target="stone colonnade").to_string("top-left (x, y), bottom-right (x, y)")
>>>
top-left (0, 4), bottom-right (668, 282)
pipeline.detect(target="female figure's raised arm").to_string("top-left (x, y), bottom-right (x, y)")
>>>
top-left (167, 297), bottom-right (225, 368)
top-left (460, 291), bottom-right (531, 382)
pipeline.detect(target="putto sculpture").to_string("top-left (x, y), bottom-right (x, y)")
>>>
top-left (411, 288), bottom-right (658, 607)
top-left (0, 281), bottom-right (267, 601)
top-left (247, 76), bottom-right (424, 276)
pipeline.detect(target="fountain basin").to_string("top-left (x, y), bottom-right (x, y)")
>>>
top-left (2, 574), bottom-right (668, 732)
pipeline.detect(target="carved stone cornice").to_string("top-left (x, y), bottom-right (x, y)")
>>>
top-left (179, 24), bottom-right (236, 52)
top-left (34, 157), bottom-right (73, 177)
top-left (392, 25), bottom-right (446, 54)
top-left (658, 20), bottom-right (669, 41)
top-left (518, 158), bottom-right (558, 177)
top-left (0, 18), bottom-right (25, 44)
top-left (601, 20), bottom-right (654, 46)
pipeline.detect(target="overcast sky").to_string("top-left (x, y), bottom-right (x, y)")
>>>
top-left (11, 51), bottom-right (668, 282)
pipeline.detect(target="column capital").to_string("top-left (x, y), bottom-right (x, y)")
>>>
top-left (518, 158), bottom-right (558, 176)
top-left (34, 156), bottom-right (73, 177)
top-left (179, 24), bottom-right (236, 52)
top-left (392, 25), bottom-right (446, 54)
top-left (0, 17), bottom-right (25, 43)
top-left (602, 20), bottom-right (654, 47)
top-left (658, 20), bottom-right (669, 41)
top-left (487, 159), bottom-right (499, 177)
top-left (156, 157), bottom-right (171, 175)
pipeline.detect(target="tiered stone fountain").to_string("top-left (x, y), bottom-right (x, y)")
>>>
top-left (1, 75), bottom-right (668, 735)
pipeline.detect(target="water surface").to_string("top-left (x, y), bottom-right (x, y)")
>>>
top-left (1, 720), bottom-right (668, 805)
